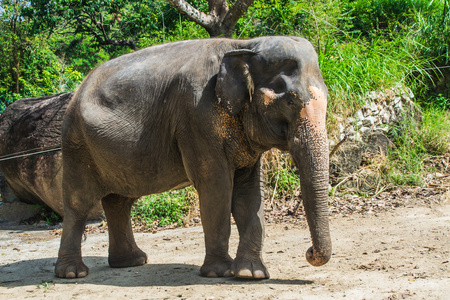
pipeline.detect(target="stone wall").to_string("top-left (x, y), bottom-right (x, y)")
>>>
top-left (329, 87), bottom-right (421, 191)
top-left (330, 87), bottom-right (421, 146)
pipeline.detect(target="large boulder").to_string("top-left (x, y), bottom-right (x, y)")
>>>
top-left (329, 131), bottom-right (393, 192)
top-left (0, 93), bottom-right (103, 220)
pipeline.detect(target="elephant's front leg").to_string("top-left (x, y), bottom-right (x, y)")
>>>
top-left (196, 165), bottom-right (234, 278)
top-left (231, 160), bottom-right (270, 279)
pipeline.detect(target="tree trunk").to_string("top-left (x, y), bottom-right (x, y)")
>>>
top-left (167, 0), bottom-right (255, 38)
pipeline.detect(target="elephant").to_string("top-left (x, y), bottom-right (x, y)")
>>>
top-left (0, 93), bottom-right (102, 219)
top-left (56, 36), bottom-right (331, 279)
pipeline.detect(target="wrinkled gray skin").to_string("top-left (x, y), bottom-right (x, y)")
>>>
top-left (57, 36), bottom-right (331, 279)
top-left (0, 93), bottom-right (102, 219)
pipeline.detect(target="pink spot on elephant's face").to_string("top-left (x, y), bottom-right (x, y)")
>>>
top-left (300, 86), bottom-right (327, 128)
top-left (260, 88), bottom-right (277, 106)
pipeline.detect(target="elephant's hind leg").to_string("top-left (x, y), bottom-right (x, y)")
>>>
top-left (101, 194), bottom-right (148, 268)
top-left (55, 208), bottom-right (90, 278)
top-left (55, 187), bottom-right (98, 278)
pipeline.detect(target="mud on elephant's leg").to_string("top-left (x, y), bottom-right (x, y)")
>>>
top-left (196, 166), bottom-right (235, 278)
top-left (231, 161), bottom-right (270, 279)
top-left (101, 194), bottom-right (148, 268)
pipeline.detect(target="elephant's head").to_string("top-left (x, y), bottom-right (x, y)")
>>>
top-left (216, 37), bottom-right (331, 266)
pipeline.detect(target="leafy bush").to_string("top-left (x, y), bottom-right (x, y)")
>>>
top-left (385, 112), bottom-right (426, 186)
top-left (421, 107), bottom-right (450, 154)
top-left (383, 106), bottom-right (450, 186)
top-left (131, 187), bottom-right (197, 227)
top-left (263, 150), bottom-right (300, 199)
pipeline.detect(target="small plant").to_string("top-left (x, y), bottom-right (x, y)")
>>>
top-left (131, 187), bottom-right (197, 228)
top-left (420, 107), bottom-right (450, 155)
top-left (384, 110), bottom-right (426, 186)
top-left (263, 150), bottom-right (300, 199)
top-left (432, 94), bottom-right (450, 111)
top-left (37, 280), bottom-right (54, 292)
top-left (24, 204), bottom-right (62, 226)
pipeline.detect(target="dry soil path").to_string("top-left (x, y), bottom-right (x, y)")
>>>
top-left (1, 202), bottom-right (449, 299)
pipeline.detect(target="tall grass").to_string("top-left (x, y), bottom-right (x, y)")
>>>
top-left (383, 106), bottom-right (450, 186)
top-left (421, 108), bottom-right (450, 155)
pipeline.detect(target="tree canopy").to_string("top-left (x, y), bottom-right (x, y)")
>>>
top-left (0, 0), bottom-right (449, 113)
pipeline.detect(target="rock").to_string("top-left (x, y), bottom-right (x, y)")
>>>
top-left (329, 86), bottom-right (423, 192)
top-left (0, 201), bottom-right (41, 224)
top-left (360, 126), bottom-right (372, 135)
top-left (330, 141), bottom-right (366, 184)
top-left (330, 131), bottom-right (392, 190)
top-left (362, 116), bottom-right (378, 126)
top-left (346, 125), bottom-right (356, 137)
top-left (356, 110), bottom-right (364, 121)
top-left (368, 101), bottom-right (378, 113)
top-left (329, 139), bottom-right (337, 148)
top-left (368, 91), bottom-right (378, 100)
top-left (364, 131), bottom-right (393, 156)
top-left (363, 108), bottom-right (373, 117)
top-left (0, 171), bottom-right (18, 203)
top-left (380, 109), bottom-right (391, 124)
top-left (339, 123), bottom-right (345, 134)
top-left (394, 99), bottom-right (403, 111)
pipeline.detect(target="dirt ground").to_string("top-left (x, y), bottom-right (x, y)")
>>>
top-left (1, 194), bottom-right (449, 300)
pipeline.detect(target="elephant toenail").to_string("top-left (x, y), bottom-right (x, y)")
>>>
top-left (206, 271), bottom-right (218, 277)
top-left (253, 270), bottom-right (265, 278)
top-left (237, 269), bottom-right (252, 278)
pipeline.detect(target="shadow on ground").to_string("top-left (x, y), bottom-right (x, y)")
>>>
top-left (0, 257), bottom-right (313, 288)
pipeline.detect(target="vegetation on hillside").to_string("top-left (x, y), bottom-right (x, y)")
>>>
top-left (0, 0), bottom-right (449, 227)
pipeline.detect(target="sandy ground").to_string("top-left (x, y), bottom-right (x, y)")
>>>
top-left (0, 201), bottom-right (449, 299)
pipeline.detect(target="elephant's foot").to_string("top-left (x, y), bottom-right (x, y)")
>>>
top-left (232, 257), bottom-right (270, 279)
top-left (200, 255), bottom-right (234, 277)
top-left (108, 247), bottom-right (148, 268)
top-left (55, 257), bottom-right (89, 278)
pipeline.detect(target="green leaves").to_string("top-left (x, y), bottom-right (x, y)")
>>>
top-left (131, 188), bottom-right (196, 228)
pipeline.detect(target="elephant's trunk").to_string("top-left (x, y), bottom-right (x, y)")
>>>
top-left (290, 87), bottom-right (331, 267)
top-left (291, 129), bottom-right (331, 266)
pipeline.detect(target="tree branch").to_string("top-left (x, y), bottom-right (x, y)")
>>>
top-left (223, 0), bottom-right (255, 29)
top-left (208, 0), bottom-right (228, 19)
top-left (166, 0), bottom-right (215, 29)
top-left (167, 0), bottom-right (255, 37)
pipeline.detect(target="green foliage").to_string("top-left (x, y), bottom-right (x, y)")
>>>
top-left (346, 0), bottom-right (438, 36)
top-left (383, 107), bottom-right (450, 186)
top-left (263, 151), bottom-right (300, 198)
top-left (420, 107), bottom-right (450, 154)
top-left (320, 35), bottom-right (427, 116)
top-left (415, 0), bottom-right (450, 65)
top-left (385, 112), bottom-right (426, 186)
top-left (37, 280), bottom-right (55, 292)
top-left (131, 187), bottom-right (197, 228)
top-left (0, 0), bottom-right (449, 212)
top-left (267, 166), bottom-right (300, 198)
top-left (27, 204), bottom-right (63, 225)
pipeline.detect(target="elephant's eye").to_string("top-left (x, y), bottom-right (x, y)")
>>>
top-left (286, 92), bottom-right (299, 105)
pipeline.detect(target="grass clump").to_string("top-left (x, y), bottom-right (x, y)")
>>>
top-left (263, 150), bottom-right (300, 200)
top-left (383, 107), bottom-right (450, 186)
top-left (131, 187), bottom-right (197, 228)
top-left (421, 107), bottom-right (450, 154)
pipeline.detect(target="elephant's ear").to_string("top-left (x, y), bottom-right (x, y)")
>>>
top-left (216, 49), bottom-right (257, 116)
